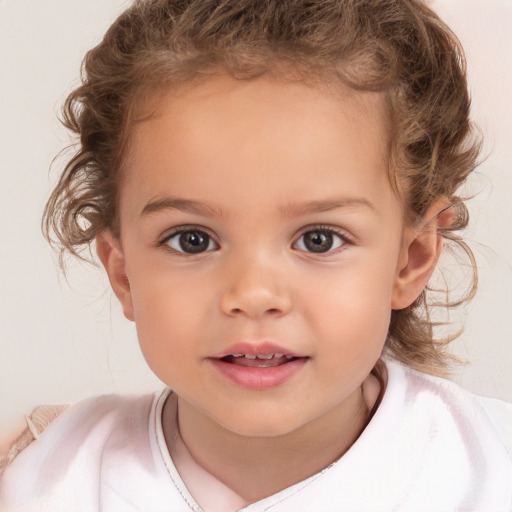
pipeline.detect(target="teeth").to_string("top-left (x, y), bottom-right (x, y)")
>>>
top-left (228, 353), bottom-right (295, 359)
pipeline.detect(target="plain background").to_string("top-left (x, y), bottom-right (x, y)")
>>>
top-left (0, 0), bottom-right (511, 431)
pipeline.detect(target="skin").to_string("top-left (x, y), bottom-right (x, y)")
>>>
top-left (97, 75), bottom-right (443, 503)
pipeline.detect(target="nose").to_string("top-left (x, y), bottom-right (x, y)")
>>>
top-left (219, 256), bottom-right (292, 319)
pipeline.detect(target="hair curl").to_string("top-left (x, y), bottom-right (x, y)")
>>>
top-left (43, 0), bottom-right (480, 375)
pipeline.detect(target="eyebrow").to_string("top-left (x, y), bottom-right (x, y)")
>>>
top-left (141, 197), bottom-right (225, 218)
top-left (279, 198), bottom-right (377, 218)
top-left (141, 196), bottom-right (376, 219)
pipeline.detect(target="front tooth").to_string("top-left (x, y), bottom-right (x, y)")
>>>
top-left (274, 353), bottom-right (284, 358)
top-left (232, 353), bottom-right (244, 357)
top-left (256, 354), bottom-right (274, 360)
top-left (244, 354), bottom-right (257, 359)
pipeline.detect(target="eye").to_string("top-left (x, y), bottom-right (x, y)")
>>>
top-left (294, 228), bottom-right (346, 254)
top-left (163, 228), bottom-right (218, 254)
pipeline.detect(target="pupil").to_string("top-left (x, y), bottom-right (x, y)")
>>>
top-left (304, 231), bottom-right (333, 253)
top-left (180, 231), bottom-right (209, 253)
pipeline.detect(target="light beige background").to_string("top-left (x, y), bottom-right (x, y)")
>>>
top-left (0, 0), bottom-right (511, 430)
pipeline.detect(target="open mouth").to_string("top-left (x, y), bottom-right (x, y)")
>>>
top-left (220, 353), bottom-right (298, 368)
top-left (209, 343), bottom-right (308, 389)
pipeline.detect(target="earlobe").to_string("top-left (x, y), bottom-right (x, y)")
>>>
top-left (96, 232), bottom-right (135, 321)
top-left (391, 201), bottom-right (447, 310)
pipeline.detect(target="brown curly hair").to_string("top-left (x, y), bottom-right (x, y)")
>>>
top-left (43, 0), bottom-right (480, 375)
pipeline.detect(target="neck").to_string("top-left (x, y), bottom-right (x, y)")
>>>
top-left (163, 373), bottom-right (380, 504)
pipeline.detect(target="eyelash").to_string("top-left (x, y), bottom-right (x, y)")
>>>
top-left (158, 225), bottom-right (219, 255)
top-left (293, 224), bottom-right (352, 256)
top-left (158, 224), bottom-right (352, 255)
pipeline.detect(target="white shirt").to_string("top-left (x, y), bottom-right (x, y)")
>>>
top-left (1, 360), bottom-right (511, 511)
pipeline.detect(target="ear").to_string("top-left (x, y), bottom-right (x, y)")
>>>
top-left (391, 199), bottom-right (449, 310)
top-left (96, 231), bottom-right (134, 321)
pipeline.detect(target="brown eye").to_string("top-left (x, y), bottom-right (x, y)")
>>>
top-left (165, 230), bottom-right (217, 254)
top-left (294, 229), bottom-right (344, 253)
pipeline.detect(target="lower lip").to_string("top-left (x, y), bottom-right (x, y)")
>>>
top-left (209, 357), bottom-right (308, 390)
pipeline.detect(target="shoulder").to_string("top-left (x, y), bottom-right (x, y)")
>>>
top-left (384, 360), bottom-right (512, 508)
top-left (0, 404), bottom-right (70, 476)
top-left (0, 391), bottom-right (167, 512)
top-left (1, 393), bottom-right (156, 457)
top-left (395, 360), bottom-right (511, 431)
top-left (10, 391), bottom-right (159, 457)
top-left (471, 393), bottom-right (512, 456)
top-left (389, 360), bottom-right (512, 447)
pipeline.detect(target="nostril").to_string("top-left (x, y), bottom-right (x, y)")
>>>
top-left (220, 286), bottom-right (292, 318)
top-left (229, 306), bottom-right (282, 317)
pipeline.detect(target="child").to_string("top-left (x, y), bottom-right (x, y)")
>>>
top-left (1, 0), bottom-right (511, 510)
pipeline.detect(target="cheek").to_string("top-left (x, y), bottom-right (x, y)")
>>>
top-left (305, 255), bottom-right (397, 347)
top-left (128, 270), bottom-right (211, 360)
top-left (309, 255), bottom-right (396, 313)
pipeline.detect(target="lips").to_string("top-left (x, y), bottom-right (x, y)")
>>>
top-left (221, 353), bottom-right (296, 368)
top-left (209, 342), bottom-right (308, 389)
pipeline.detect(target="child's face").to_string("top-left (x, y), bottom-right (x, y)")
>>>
top-left (108, 76), bottom-right (413, 437)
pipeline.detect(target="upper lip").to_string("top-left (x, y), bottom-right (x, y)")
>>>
top-left (210, 342), bottom-right (306, 359)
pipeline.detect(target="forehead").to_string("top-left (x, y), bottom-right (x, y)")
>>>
top-left (122, 75), bottom-right (396, 220)
top-left (128, 74), bottom-right (390, 156)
